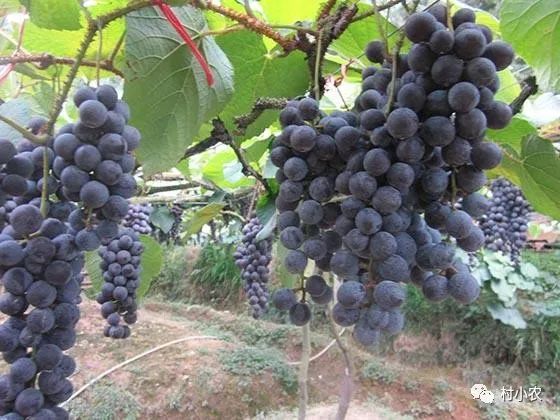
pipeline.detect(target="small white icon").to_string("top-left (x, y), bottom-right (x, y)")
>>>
top-left (471, 384), bottom-right (487, 399)
top-left (480, 390), bottom-right (495, 404)
top-left (471, 384), bottom-right (494, 404)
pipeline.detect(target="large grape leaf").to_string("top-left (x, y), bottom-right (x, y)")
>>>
top-left (500, 0), bottom-right (560, 92)
top-left (486, 116), bottom-right (537, 152)
top-left (182, 202), bottom-right (225, 236)
top-left (20, 0), bottom-right (82, 31)
top-left (495, 68), bottom-right (521, 103)
top-left (216, 31), bottom-right (309, 140)
top-left (23, 18), bottom-right (124, 67)
top-left (1, 0), bottom-right (21, 14)
top-left (492, 144), bottom-right (523, 185)
top-left (518, 135), bottom-right (560, 220)
top-left (0, 98), bottom-right (33, 141)
top-left (150, 206), bottom-right (176, 234)
top-left (137, 235), bottom-right (163, 299)
top-left (499, 135), bottom-right (560, 220)
top-left (202, 147), bottom-right (255, 189)
top-left (487, 304), bottom-right (527, 329)
top-left (260, 0), bottom-right (320, 24)
top-left (124, 6), bottom-right (234, 176)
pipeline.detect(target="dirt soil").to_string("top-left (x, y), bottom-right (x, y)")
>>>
top-left (1, 298), bottom-right (557, 420)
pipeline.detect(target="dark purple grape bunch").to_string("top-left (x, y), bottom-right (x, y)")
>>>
top-left (0, 206), bottom-right (83, 419)
top-left (52, 84), bottom-right (140, 251)
top-left (269, 5), bottom-right (513, 347)
top-left (168, 202), bottom-right (183, 241)
top-left (123, 202), bottom-right (153, 235)
top-left (479, 178), bottom-right (531, 263)
top-left (97, 228), bottom-right (143, 339)
top-left (234, 216), bottom-right (272, 318)
top-left (0, 116), bottom-right (77, 226)
top-left (0, 139), bottom-right (43, 220)
top-left (272, 274), bottom-right (333, 326)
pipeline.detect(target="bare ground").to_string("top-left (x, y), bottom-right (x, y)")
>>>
top-left (3, 298), bottom-right (557, 419)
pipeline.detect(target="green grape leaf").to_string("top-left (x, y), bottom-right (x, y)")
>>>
top-left (150, 206), bottom-right (176, 234)
top-left (255, 195), bottom-right (277, 243)
top-left (500, 0), bottom-right (560, 92)
top-left (244, 137), bottom-right (271, 163)
top-left (487, 258), bottom-right (514, 280)
top-left (506, 272), bottom-right (534, 290)
top-left (256, 194), bottom-right (276, 226)
top-left (22, 81), bottom-right (55, 117)
top-left (183, 202), bottom-right (225, 236)
top-left (255, 212), bottom-right (276, 243)
top-left (491, 144), bottom-right (523, 185)
top-left (263, 155), bottom-right (278, 178)
top-left (274, 242), bottom-right (297, 288)
top-left (23, 19), bottom-right (125, 81)
top-left (136, 235), bottom-right (163, 300)
top-left (490, 278), bottom-right (516, 304)
top-left (20, 0), bottom-right (82, 31)
top-left (124, 6), bottom-right (234, 176)
top-left (216, 31), bottom-right (309, 140)
top-left (487, 304), bottom-right (527, 329)
top-left (202, 147), bottom-right (255, 189)
top-left (519, 262), bottom-right (539, 279)
top-left (85, 251), bottom-right (103, 294)
top-left (518, 135), bottom-right (560, 220)
top-left (0, 98), bottom-right (33, 142)
top-left (486, 116), bottom-right (537, 152)
top-left (260, 0), bottom-right (319, 24)
top-left (1, 0), bottom-right (20, 12)
top-left (495, 68), bottom-right (521, 103)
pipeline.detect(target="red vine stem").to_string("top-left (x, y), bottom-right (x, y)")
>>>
top-left (0, 63), bottom-right (14, 84)
top-left (152, 0), bottom-right (214, 86)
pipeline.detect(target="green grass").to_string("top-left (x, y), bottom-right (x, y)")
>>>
top-left (522, 249), bottom-right (560, 277)
top-left (360, 359), bottom-right (398, 384)
top-left (149, 243), bottom-right (243, 308)
top-left (66, 381), bottom-right (141, 420)
top-left (238, 322), bottom-right (291, 347)
top-left (219, 346), bottom-right (297, 393)
top-left (147, 245), bottom-right (192, 301)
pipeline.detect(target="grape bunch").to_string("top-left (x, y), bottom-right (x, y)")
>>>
top-left (0, 207), bottom-right (83, 419)
top-left (52, 84), bottom-right (140, 250)
top-left (273, 274), bottom-right (333, 326)
top-left (96, 229), bottom-right (143, 338)
top-left (0, 83), bottom-right (142, 414)
top-left (0, 139), bottom-right (34, 207)
top-left (168, 203), bottom-right (183, 241)
top-left (233, 216), bottom-right (272, 318)
top-left (4, 120), bottom-right (78, 225)
top-left (479, 178), bottom-right (530, 263)
top-left (270, 5), bottom-right (513, 347)
top-left (123, 202), bottom-right (153, 235)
